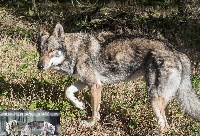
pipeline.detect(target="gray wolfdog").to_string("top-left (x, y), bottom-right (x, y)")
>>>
top-left (6, 120), bottom-right (26, 135)
top-left (6, 120), bottom-right (55, 135)
top-left (36, 23), bottom-right (200, 135)
top-left (22, 121), bottom-right (55, 135)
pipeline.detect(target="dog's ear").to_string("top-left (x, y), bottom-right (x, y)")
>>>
top-left (37, 26), bottom-right (48, 38)
top-left (36, 26), bottom-right (48, 51)
top-left (54, 23), bottom-right (64, 39)
top-left (37, 26), bottom-right (42, 38)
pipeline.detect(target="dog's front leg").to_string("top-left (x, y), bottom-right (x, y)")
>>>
top-left (82, 84), bottom-right (102, 127)
top-left (91, 84), bottom-right (102, 121)
top-left (66, 81), bottom-right (86, 109)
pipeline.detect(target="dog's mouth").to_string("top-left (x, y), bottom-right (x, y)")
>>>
top-left (37, 61), bottom-right (51, 70)
top-left (37, 63), bottom-right (52, 70)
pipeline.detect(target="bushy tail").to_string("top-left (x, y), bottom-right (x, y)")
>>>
top-left (177, 53), bottom-right (200, 121)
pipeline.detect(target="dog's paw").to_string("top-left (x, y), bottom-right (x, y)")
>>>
top-left (75, 101), bottom-right (85, 110)
top-left (81, 120), bottom-right (96, 127)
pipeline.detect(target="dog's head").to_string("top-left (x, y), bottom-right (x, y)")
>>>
top-left (5, 122), bottom-right (11, 134)
top-left (37, 23), bottom-right (65, 70)
top-left (44, 121), bottom-right (55, 134)
top-left (5, 120), bottom-right (17, 134)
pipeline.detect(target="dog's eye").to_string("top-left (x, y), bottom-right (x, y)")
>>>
top-left (50, 49), bottom-right (55, 52)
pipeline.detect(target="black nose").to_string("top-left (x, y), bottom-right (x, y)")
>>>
top-left (37, 62), bottom-right (44, 69)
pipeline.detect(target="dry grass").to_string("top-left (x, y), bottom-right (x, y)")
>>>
top-left (0, 7), bottom-right (200, 136)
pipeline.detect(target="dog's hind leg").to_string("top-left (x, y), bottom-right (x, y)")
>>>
top-left (151, 95), bottom-right (169, 135)
top-left (65, 81), bottom-right (86, 109)
top-left (148, 70), bottom-right (181, 135)
top-left (146, 57), bottom-right (182, 135)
